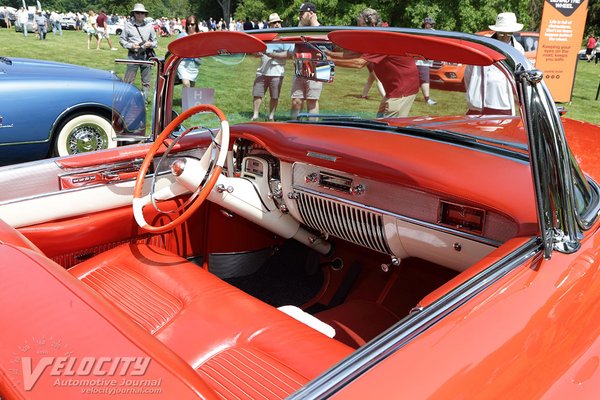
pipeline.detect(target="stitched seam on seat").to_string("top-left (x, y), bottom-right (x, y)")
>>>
top-left (214, 356), bottom-right (278, 399)
top-left (81, 265), bottom-right (183, 333)
top-left (98, 266), bottom-right (182, 318)
top-left (86, 266), bottom-right (181, 333)
top-left (208, 357), bottom-right (272, 400)
top-left (198, 346), bottom-right (308, 400)
top-left (199, 364), bottom-right (244, 400)
top-left (230, 347), bottom-right (304, 389)
top-left (83, 275), bottom-right (158, 331)
top-left (83, 269), bottom-right (168, 331)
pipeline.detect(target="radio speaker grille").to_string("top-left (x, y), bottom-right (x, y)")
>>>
top-left (295, 191), bottom-right (391, 254)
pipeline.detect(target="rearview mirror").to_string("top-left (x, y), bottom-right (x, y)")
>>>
top-left (294, 59), bottom-right (335, 83)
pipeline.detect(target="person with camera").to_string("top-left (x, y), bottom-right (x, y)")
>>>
top-left (119, 3), bottom-right (157, 104)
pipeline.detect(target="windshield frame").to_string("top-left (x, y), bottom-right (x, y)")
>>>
top-left (153, 27), bottom-right (599, 256)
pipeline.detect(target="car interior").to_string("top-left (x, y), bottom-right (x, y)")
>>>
top-left (0, 30), bottom-right (541, 397)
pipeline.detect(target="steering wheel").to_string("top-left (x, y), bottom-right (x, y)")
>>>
top-left (133, 104), bottom-right (230, 233)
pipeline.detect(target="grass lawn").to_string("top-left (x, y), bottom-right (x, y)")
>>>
top-left (2, 28), bottom-right (599, 126)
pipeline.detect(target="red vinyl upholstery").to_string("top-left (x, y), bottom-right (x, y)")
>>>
top-left (69, 243), bottom-right (354, 398)
top-left (0, 218), bottom-right (43, 253)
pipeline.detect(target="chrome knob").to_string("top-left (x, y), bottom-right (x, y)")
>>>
top-left (351, 184), bottom-right (365, 195)
top-left (305, 173), bottom-right (318, 183)
top-left (170, 159), bottom-right (187, 176)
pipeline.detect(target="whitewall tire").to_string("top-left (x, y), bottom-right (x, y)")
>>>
top-left (54, 114), bottom-right (117, 157)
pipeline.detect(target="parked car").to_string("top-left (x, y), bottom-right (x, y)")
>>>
top-left (106, 19), bottom-right (123, 36)
top-left (59, 16), bottom-right (76, 30)
top-left (578, 47), bottom-right (596, 60)
top-left (1, 27), bottom-right (600, 399)
top-left (0, 57), bottom-right (145, 165)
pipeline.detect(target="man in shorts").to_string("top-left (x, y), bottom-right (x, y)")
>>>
top-left (251, 13), bottom-right (291, 121)
top-left (291, 2), bottom-right (322, 119)
top-left (96, 9), bottom-right (117, 50)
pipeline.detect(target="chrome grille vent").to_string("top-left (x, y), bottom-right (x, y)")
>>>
top-left (295, 191), bottom-right (391, 254)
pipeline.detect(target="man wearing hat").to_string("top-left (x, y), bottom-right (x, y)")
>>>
top-left (120, 3), bottom-right (158, 103)
top-left (488, 12), bottom-right (525, 53)
top-left (291, 2), bottom-right (323, 118)
top-left (250, 12), bottom-right (292, 121)
top-left (298, 2), bottom-right (319, 27)
top-left (464, 12), bottom-right (524, 115)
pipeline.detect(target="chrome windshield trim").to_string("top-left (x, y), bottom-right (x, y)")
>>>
top-left (289, 237), bottom-right (541, 399)
top-left (518, 68), bottom-right (582, 257)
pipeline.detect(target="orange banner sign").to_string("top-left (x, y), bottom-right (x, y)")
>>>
top-left (535, 0), bottom-right (589, 102)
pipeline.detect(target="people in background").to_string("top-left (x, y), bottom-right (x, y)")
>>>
top-left (291, 2), bottom-right (322, 119)
top-left (177, 15), bottom-right (201, 88)
top-left (243, 17), bottom-right (253, 30)
top-left (50, 11), bottom-right (62, 36)
top-left (464, 12), bottom-right (524, 115)
top-left (417, 17), bottom-right (437, 105)
top-left (2, 7), bottom-right (11, 29)
top-left (96, 9), bottom-right (117, 50)
top-left (357, 8), bottom-right (386, 100)
top-left (326, 8), bottom-right (419, 118)
top-left (17, 7), bottom-right (28, 37)
top-left (251, 13), bottom-right (292, 121)
top-left (86, 10), bottom-right (97, 49)
top-left (34, 11), bottom-right (48, 40)
top-left (120, 3), bottom-right (158, 103)
top-left (585, 34), bottom-right (596, 62)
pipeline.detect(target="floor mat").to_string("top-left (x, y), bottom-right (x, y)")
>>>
top-left (224, 240), bottom-right (324, 308)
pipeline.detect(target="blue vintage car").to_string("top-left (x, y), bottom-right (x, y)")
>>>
top-left (0, 57), bottom-right (145, 165)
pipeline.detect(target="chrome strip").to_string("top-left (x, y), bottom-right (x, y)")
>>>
top-left (288, 237), bottom-right (541, 399)
top-left (518, 68), bottom-right (581, 256)
top-left (293, 186), bottom-right (502, 247)
top-left (0, 170), bottom-right (171, 206)
top-left (306, 151), bottom-right (338, 162)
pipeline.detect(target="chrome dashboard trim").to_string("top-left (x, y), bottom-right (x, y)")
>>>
top-left (306, 151), bottom-right (338, 162)
top-left (290, 162), bottom-right (516, 245)
top-left (292, 186), bottom-right (503, 247)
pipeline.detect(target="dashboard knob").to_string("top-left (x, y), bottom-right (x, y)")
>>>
top-left (305, 173), bottom-right (318, 183)
top-left (351, 184), bottom-right (366, 195)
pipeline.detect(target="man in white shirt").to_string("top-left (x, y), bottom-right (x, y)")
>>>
top-left (464, 12), bottom-right (525, 115)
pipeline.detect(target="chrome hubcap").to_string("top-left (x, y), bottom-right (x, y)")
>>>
top-left (68, 124), bottom-right (107, 154)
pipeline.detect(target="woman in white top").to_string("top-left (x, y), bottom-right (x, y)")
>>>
top-left (86, 11), bottom-right (97, 50)
top-left (176, 15), bottom-right (201, 88)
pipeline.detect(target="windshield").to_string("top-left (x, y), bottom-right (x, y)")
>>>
top-left (155, 33), bottom-right (529, 155)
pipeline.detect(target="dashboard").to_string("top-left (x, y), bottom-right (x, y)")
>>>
top-left (231, 137), bottom-right (524, 272)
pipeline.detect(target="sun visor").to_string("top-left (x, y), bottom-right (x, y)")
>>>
top-left (168, 31), bottom-right (266, 58)
top-left (328, 30), bottom-right (505, 66)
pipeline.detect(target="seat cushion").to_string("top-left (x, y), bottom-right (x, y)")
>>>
top-left (70, 243), bottom-right (353, 396)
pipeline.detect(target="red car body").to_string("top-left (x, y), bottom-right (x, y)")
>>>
top-left (1, 28), bottom-right (599, 399)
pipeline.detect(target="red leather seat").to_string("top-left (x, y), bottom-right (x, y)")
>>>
top-left (69, 243), bottom-right (354, 398)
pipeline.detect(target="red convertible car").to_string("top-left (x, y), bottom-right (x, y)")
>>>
top-left (1, 27), bottom-right (600, 399)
